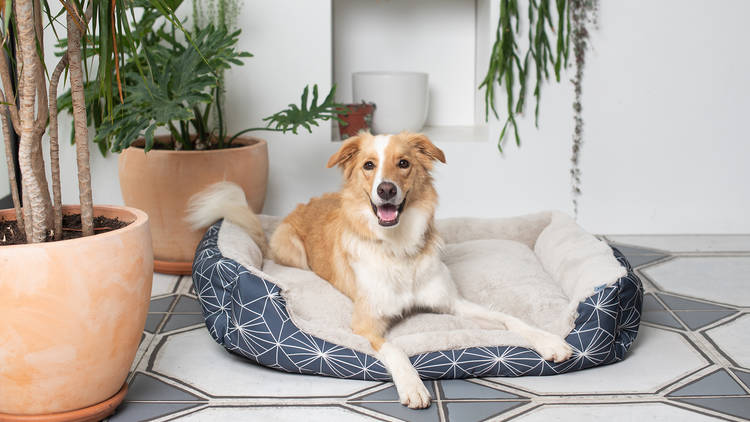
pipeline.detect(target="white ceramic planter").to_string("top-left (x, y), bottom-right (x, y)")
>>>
top-left (352, 71), bottom-right (429, 134)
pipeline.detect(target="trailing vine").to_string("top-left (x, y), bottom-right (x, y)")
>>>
top-left (480, 0), bottom-right (569, 151)
top-left (569, 0), bottom-right (598, 218)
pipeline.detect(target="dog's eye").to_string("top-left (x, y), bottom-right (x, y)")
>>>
top-left (363, 161), bottom-right (375, 170)
top-left (398, 159), bottom-right (410, 169)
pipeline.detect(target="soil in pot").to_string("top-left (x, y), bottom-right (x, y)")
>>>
top-left (0, 214), bottom-right (128, 246)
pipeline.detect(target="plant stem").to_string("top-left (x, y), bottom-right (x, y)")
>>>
top-left (15, 0), bottom-right (47, 242)
top-left (67, 9), bottom-right (95, 237)
top-left (48, 55), bottom-right (69, 240)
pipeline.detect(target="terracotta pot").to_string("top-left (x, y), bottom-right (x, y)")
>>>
top-left (118, 136), bottom-right (268, 274)
top-left (337, 103), bottom-right (376, 138)
top-left (0, 205), bottom-right (153, 421)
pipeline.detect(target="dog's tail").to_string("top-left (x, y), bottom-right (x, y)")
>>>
top-left (186, 182), bottom-right (268, 255)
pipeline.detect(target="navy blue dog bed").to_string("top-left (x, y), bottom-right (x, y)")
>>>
top-left (192, 212), bottom-right (643, 380)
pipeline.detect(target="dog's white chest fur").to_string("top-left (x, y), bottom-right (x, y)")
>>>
top-left (344, 210), bottom-right (457, 318)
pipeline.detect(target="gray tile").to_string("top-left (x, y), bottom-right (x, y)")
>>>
top-left (641, 310), bottom-right (683, 329)
top-left (624, 254), bottom-right (670, 268)
top-left (445, 401), bottom-right (526, 422)
top-left (731, 369), bottom-right (750, 391)
top-left (356, 401), bottom-right (438, 422)
top-left (440, 380), bottom-right (522, 399)
top-left (144, 314), bottom-right (164, 334)
top-left (172, 295), bottom-right (203, 313)
top-left (109, 402), bottom-right (199, 422)
top-left (658, 294), bottom-right (734, 311)
top-left (161, 314), bottom-right (205, 332)
top-left (642, 257), bottom-right (750, 307)
top-left (357, 383), bottom-right (436, 401)
top-left (609, 243), bottom-right (667, 256)
top-left (149, 296), bottom-right (175, 313)
top-left (643, 294), bottom-right (665, 311)
top-left (668, 370), bottom-right (747, 397)
top-left (674, 310), bottom-right (738, 330)
top-left (674, 397), bottom-right (750, 419)
top-left (125, 373), bottom-right (202, 402)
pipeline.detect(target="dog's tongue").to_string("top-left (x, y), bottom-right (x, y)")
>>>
top-left (377, 204), bottom-right (398, 222)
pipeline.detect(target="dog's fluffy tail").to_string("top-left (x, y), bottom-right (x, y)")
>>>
top-left (186, 182), bottom-right (268, 255)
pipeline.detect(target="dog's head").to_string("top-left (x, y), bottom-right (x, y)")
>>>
top-left (327, 131), bottom-right (445, 228)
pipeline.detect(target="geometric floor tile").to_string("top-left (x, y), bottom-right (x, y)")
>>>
top-left (608, 243), bottom-right (670, 268)
top-left (172, 295), bottom-right (203, 313)
top-left (355, 401), bottom-right (440, 422)
top-left (124, 372), bottom-right (204, 401)
top-left (673, 397), bottom-right (750, 420)
top-left (667, 370), bottom-right (747, 397)
top-left (705, 315), bottom-right (750, 367)
top-left (440, 380), bottom-right (523, 399)
top-left (490, 326), bottom-right (707, 394)
top-left (444, 401), bottom-right (526, 422)
top-left (161, 313), bottom-right (205, 332)
top-left (356, 383), bottom-right (436, 401)
top-left (641, 295), bottom-right (684, 329)
top-left (176, 406), bottom-right (378, 421)
top-left (731, 368), bottom-right (750, 390)
top-left (143, 313), bottom-right (166, 334)
top-left (108, 402), bottom-right (200, 422)
top-left (674, 310), bottom-right (738, 330)
top-left (657, 294), bottom-right (735, 312)
top-left (151, 328), bottom-right (378, 397)
top-left (149, 295), bottom-right (176, 313)
top-left (512, 402), bottom-right (726, 421)
top-left (642, 257), bottom-right (750, 306)
top-left (607, 235), bottom-right (750, 253)
top-left (151, 273), bottom-right (180, 297)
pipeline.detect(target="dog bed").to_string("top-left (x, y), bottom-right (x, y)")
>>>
top-left (192, 211), bottom-right (643, 380)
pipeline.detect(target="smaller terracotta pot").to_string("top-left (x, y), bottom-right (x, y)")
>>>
top-left (0, 205), bottom-right (152, 421)
top-left (337, 103), bottom-right (376, 138)
top-left (118, 136), bottom-right (268, 274)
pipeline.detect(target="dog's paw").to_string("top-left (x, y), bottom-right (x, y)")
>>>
top-left (531, 332), bottom-right (573, 363)
top-left (396, 379), bottom-right (432, 409)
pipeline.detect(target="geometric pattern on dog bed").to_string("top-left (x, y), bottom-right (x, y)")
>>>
top-left (192, 220), bottom-right (644, 380)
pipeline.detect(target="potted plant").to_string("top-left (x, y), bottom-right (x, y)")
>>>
top-left (337, 102), bottom-right (376, 138)
top-left (65, 2), bottom-right (343, 274)
top-left (0, 1), bottom-right (154, 420)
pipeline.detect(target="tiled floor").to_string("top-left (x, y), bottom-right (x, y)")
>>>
top-left (109, 235), bottom-right (750, 421)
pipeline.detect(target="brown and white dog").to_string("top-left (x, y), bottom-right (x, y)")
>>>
top-left (188, 131), bottom-right (572, 409)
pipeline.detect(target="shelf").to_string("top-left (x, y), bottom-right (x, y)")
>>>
top-left (331, 124), bottom-right (488, 143)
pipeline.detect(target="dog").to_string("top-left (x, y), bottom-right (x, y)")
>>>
top-left (187, 131), bottom-right (572, 409)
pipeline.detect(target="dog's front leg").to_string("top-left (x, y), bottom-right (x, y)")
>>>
top-left (351, 303), bottom-right (431, 409)
top-left (451, 298), bottom-right (573, 363)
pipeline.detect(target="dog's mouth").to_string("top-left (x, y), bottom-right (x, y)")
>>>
top-left (370, 198), bottom-right (406, 227)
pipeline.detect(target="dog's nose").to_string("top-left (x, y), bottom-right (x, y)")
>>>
top-left (377, 182), bottom-right (397, 201)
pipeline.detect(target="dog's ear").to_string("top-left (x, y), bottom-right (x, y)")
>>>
top-left (327, 135), bottom-right (362, 169)
top-left (406, 132), bottom-right (446, 165)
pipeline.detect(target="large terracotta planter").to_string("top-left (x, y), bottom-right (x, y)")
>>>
top-left (118, 136), bottom-right (268, 274)
top-left (0, 205), bottom-right (153, 421)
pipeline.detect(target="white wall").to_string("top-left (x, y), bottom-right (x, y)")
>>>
top-left (333, 0), bottom-right (476, 126)
top-left (32, 0), bottom-right (750, 234)
top-left (0, 138), bottom-right (9, 199)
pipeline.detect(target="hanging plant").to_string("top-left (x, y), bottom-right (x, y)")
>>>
top-left (480, 0), bottom-right (569, 151)
top-left (569, 0), bottom-right (598, 218)
top-left (481, 0), bottom-right (599, 217)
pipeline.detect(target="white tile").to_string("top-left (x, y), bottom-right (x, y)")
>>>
top-left (607, 235), bottom-right (750, 253)
top-left (152, 329), bottom-right (378, 397)
top-left (706, 314), bottom-right (750, 368)
top-left (151, 273), bottom-right (180, 297)
top-left (641, 257), bottom-right (750, 307)
top-left (511, 403), bottom-right (724, 421)
top-left (176, 406), bottom-right (377, 422)
top-left (488, 326), bottom-right (706, 394)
